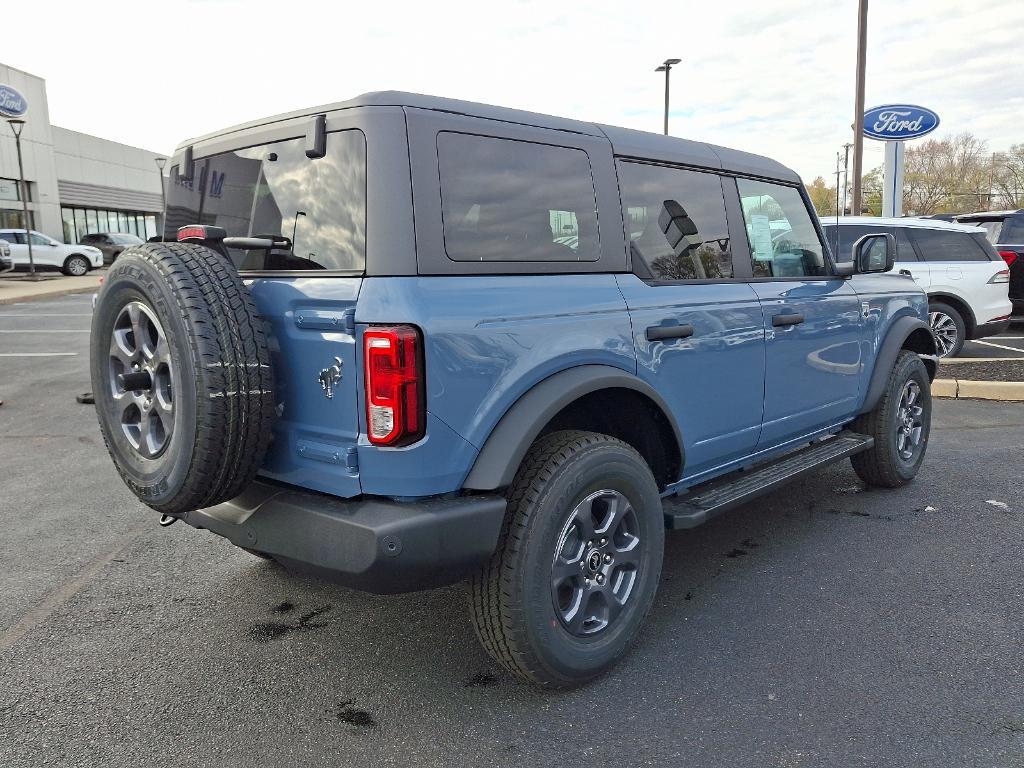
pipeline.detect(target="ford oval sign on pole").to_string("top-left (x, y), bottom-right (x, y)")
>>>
top-left (863, 104), bottom-right (939, 141)
top-left (0, 84), bottom-right (29, 118)
top-left (863, 104), bottom-right (940, 218)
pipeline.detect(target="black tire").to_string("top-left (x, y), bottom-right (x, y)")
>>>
top-left (63, 254), bottom-right (90, 276)
top-left (850, 350), bottom-right (931, 488)
top-left (469, 430), bottom-right (664, 688)
top-left (90, 242), bottom-right (276, 516)
top-left (928, 300), bottom-right (966, 358)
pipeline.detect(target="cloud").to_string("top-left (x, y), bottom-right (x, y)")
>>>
top-left (1, 0), bottom-right (1020, 183)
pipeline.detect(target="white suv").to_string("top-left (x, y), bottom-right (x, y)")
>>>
top-left (821, 217), bottom-right (1012, 357)
top-left (0, 229), bottom-right (104, 276)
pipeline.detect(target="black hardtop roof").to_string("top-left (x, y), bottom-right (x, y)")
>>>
top-left (178, 91), bottom-right (800, 184)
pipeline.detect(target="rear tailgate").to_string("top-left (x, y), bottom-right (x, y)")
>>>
top-left (248, 276), bottom-right (364, 498)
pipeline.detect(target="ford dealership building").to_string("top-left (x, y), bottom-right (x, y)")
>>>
top-left (0, 62), bottom-right (167, 244)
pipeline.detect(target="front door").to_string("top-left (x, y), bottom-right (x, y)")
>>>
top-left (733, 178), bottom-right (864, 449)
top-left (615, 162), bottom-right (766, 481)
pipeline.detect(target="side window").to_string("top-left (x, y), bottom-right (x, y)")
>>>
top-left (30, 232), bottom-right (50, 246)
top-left (895, 227), bottom-right (917, 261)
top-left (437, 132), bottom-right (600, 262)
top-left (1002, 217), bottom-right (1024, 243)
top-left (909, 229), bottom-right (987, 262)
top-left (823, 225), bottom-right (890, 263)
top-left (736, 179), bottom-right (826, 277)
top-left (618, 162), bottom-right (733, 281)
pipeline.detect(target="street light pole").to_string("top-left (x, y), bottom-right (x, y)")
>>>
top-left (841, 142), bottom-right (853, 215)
top-left (7, 119), bottom-right (35, 276)
top-left (850, 0), bottom-right (869, 215)
top-left (654, 58), bottom-right (682, 135)
top-left (154, 157), bottom-right (167, 242)
top-left (291, 211), bottom-right (306, 253)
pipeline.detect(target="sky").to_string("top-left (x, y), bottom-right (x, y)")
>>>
top-left (2, 0), bottom-right (1022, 183)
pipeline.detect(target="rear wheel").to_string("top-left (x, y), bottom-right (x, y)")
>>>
top-left (63, 254), bottom-right (90, 276)
top-left (928, 301), bottom-right (965, 358)
top-left (850, 350), bottom-right (931, 488)
top-left (469, 430), bottom-right (664, 688)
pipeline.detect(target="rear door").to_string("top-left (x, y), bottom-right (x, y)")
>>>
top-left (733, 178), bottom-right (864, 449)
top-left (614, 161), bottom-right (766, 480)
top-left (166, 114), bottom-right (377, 498)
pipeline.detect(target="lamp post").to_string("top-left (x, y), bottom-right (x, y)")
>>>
top-left (6, 118), bottom-right (35, 277)
top-left (850, 0), bottom-right (869, 215)
top-left (654, 58), bottom-right (682, 135)
top-left (291, 211), bottom-right (306, 253)
top-left (154, 157), bottom-right (167, 242)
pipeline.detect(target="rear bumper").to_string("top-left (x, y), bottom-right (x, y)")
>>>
top-left (972, 318), bottom-right (1012, 340)
top-left (183, 480), bottom-right (507, 594)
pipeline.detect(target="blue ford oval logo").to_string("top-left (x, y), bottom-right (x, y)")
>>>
top-left (863, 104), bottom-right (939, 141)
top-left (0, 84), bottom-right (29, 118)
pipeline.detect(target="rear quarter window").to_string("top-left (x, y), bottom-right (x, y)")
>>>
top-left (437, 132), bottom-right (600, 262)
top-left (907, 228), bottom-right (988, 262)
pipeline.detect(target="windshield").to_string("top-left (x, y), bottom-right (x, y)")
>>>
top-left (165, 129), bottom-right (366, 272)
top-left (112, 234), bottom-right (143, 245)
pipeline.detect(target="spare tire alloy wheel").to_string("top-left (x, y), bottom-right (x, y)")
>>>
top-left (108, 301), bottom-right (174, 458)
top-left (91, 242), bottom-right (276, 517)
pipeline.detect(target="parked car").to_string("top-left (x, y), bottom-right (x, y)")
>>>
top-left (79, 232), bottom-right (145, 265)
top-left (821, 217), bottom-right (1011, 357)
top-left (955, 210), bottom-right (1024, 317)
top-left (0, 229), bottom-right (104, 276)
top-left (0, 239), bottom-right (12, 273)
top-left (90, 92), bottom-right (937, 688)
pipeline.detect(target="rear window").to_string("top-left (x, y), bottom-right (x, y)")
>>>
top-left (437, 132), bottom-right (600, 262)
top-left (907, 228), bottom-right (989, 262)
top-left (165, 129), bottom-right (366, 272)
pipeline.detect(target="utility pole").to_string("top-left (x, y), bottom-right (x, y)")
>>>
top-left (154, 157), bottom-right (167, 241)
top-left (654, 58), bottom-right (682, 135)
top-left (850, 0), bottom-right (869, 215)
top-left (841, 142), bottom-right (853, 215)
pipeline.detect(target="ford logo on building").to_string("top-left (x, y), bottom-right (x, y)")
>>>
top-left (0, 84), bottom-right (29, 119)
top-left (863, 104), bottom-right (939, 141)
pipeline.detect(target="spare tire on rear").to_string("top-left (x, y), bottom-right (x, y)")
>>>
top-left (90, 242), bottom-right (276, 516)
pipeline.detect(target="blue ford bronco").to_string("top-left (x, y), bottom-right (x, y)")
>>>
top-left (91, 92), bottom-right (937, 687)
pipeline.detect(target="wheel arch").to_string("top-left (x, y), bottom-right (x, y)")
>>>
top-left (462, 365), bottom-right (684, 491)
top-left (860, 316), bottom-right (937, 415)
top-left (928, 292), bottom-right (976, 335)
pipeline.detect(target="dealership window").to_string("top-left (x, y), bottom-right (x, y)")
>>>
top-left (0, 208), bottom-right (34, 230)
top-left (61, 206), bottom-right (159, 243)
top-left (0, 178), bottom-right (29, 203)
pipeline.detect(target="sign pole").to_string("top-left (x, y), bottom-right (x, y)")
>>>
top-left (850, 0), bottom-right (869, 215)
top-left (882, 141), bottom-right (905, 217)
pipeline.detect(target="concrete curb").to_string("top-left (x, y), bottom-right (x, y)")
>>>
top-left (933, 378), bottom-right (1024, 402)
top-left (0, 281), bottom-right (100, 305)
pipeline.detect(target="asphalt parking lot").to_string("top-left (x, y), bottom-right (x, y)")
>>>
top-left (1, 294), bottom-right (1023, 768)
top-left (958, 320), bottom-right (1024, 359)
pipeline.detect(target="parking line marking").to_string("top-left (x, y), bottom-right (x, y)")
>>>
top-left (0, 352), bottom-right (78, 357)
top-left (0, 527), bottom-right (145, 654)
top-left (971, 340), bottom-right (1024, 353)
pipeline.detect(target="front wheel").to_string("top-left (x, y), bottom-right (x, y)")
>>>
top-left (469, 430), bottom-right (664, 688)
top-left (63, 255), bottom-right (90, 276)
top-left (850, 350), bottom-right (932, 488)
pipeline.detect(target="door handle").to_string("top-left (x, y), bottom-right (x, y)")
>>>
top-left (646, 322), bottom-right (695, 341)
top-left (772, 312), bottom-right (805, 327)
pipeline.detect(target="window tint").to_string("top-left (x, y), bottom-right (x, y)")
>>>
top-left (1002, 216), bottom-right (1024, 243)
top-left (895, 227), bottom-right (917, 262)
top-left (908, 228), bottom-right (988, 262)
top-left (166, 130), bottom-right (366, 272)
top-left (437, 133), bottom-right (599, 262)
top-left (736, 179), bottom-right (826, 277)
top-left (29, 232), bottom-right (50, 246)
top-left (821, 224), bottom-right (894, 263)
top-left (618, 162), bottom-right (732, 280)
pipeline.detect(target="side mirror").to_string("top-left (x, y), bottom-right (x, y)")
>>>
top-left (852, 232), bottom-right (896, 274)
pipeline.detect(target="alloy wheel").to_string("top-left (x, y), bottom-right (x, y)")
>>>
top-left (551, 489), bottom-right (642, 636)
top-left (895, 379), bottom-right (925, 462)
top-left (929, 311), bottom-right (958, 357)
top-left (107, 301), bottom-right (174, 458)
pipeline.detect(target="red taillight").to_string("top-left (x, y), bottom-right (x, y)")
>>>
top-left (177, 225), bottom-right (208, 241)
top-left (363, 325), bottom-right (424, 446)
top-left (999, 250), bottom-right (1018, 268)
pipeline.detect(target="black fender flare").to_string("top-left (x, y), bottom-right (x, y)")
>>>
top-left (462, 365), bottom-right (685, 491)
top-left (860, 316), bottom-right (937, 415)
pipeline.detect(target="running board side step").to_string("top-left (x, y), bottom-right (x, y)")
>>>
top-left (663, 431), bottom-right (874, 530)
